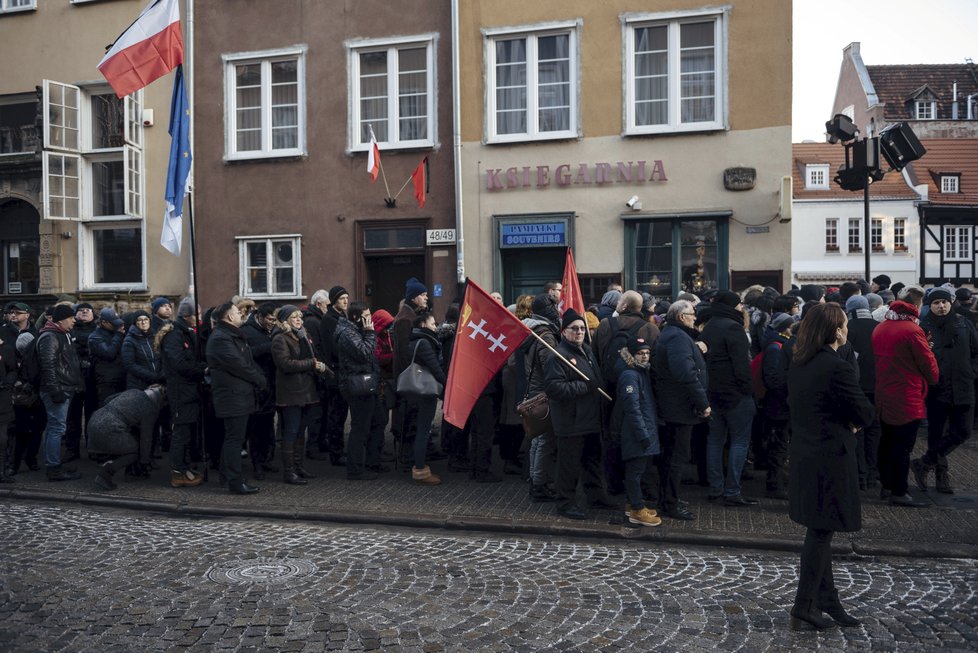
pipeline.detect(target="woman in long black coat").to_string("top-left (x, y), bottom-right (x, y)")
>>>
top-left (786, 303), bottom-right (874, 631)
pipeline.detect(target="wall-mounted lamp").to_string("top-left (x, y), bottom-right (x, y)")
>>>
top-left (60, 231), bottom-right (72, 239)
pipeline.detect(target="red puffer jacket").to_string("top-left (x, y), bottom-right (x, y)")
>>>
top-left (871, 301), bottom-right (939, 425)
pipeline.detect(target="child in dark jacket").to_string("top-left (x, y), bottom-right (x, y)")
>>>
top-left (613, 336), bottom-right (661, 527)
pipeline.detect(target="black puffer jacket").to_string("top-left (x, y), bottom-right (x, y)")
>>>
top-left (655, 321), bottom-right (709, 424)
top-left (88, 325), bottom-right (125, 389)
top-left (121, 325), bottom-right (162, 390)
top-left (206, 321), bottom-right (267, 418)
top-left (700, 302), bottom-right (752, 408)
top-left (406, 328), bottom-right (447, 385)
top-left (544, 338), bottom-right (603, 437)
top-left (159, 320), bottom-right (206, 424)
top-left (920, 311), bottom-right (978, 405)
top-left (335, 316), bottom-right (379, 380)
top-left (36, 322), bottom-right (83, 395)
top-left (320, 306), bottom-right (345, 388)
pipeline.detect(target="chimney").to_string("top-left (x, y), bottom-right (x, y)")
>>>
top-left (953, 82), bottom-right (959, 119)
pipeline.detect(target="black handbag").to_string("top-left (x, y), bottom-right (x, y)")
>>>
top-left (396, 342), bottom-right (443, 398)
top-left (342, 372), bottom-right (380, 397)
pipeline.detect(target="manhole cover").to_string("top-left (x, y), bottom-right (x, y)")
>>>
top-left (206, 558), bottom-right (318, 584)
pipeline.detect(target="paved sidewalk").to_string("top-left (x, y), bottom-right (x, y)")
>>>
top-left (3, 430), bottom-right (977, 559)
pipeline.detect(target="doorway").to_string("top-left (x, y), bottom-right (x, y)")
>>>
top-left (500, 247), bottom-right (564, 304)
top-left (0, 199), bottom-right (40, 296)
top-left (364, 254), bottom-right (425, 316)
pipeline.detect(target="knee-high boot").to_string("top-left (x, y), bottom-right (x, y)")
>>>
top-left (281, 441), bottom-right (307, 485)
top-left (294, 435), bottom-right (316, 479)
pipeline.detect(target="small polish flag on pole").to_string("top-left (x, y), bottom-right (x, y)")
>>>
top-left (367, 125), bottom-right (380, 183)
top-left (98, 0), bottom-right (184, 98)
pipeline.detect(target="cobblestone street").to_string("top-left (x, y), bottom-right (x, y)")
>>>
top-left (1, 502), bottom-right (975, 652)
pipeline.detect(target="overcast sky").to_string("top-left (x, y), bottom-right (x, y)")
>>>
top-left (792, 0), bottom-right (978, 142)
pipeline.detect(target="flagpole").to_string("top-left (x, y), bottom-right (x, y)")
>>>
top-left (392, 172), bottom-right (413, 200)
top-left (377, 154), bottom-right (392, 200)
top-left (526, 329), bottom-right (613, 402)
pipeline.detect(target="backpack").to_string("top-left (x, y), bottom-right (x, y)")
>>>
top-left (600, 316), bottom-right (645, 390)
top-left (750, 341), bottom-right (782, 400)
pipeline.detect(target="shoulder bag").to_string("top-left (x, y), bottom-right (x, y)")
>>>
top-left (396, 341), bottom-right (443, 398)
top-left (516, 357), bottom-right (551, 438)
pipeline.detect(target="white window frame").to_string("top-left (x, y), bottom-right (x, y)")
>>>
top-left (79, 220), bottom-right (146, 291)
top-left (622, 8), bottom-right (728, 135)
top-left (483, 19), bottom-right (581, 144)
top-left (223, 45), bottom-right (307, 161)
top-left (347, 34), bottom-right (436, 153)
top-left (871, 217), bottom-right (885, 252)
top-left (806, 164), bottom-right (829, 190)
top-left (236, 235), bottom-right (304, 299)
top-left (41, 80), bottom-right (144, 222)
top-left (944, 226), bottom-right (972, 262)
top-left (941, 175), bottom-right (959, 194)
top-left (848, 218), bottom-right (862, 253)
top-left (894, 217), bottom-right (907, 251)
top-left (0, 0), bottom-right (36, 14)
top-left (825, 218), bottom-right (839, 252)
top-left (915, 100), bottom-right (935, 120)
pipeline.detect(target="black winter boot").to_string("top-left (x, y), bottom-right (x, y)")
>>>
top-left (789, 600), bottom-right (835, 631)
top-left (817, 589), bottom-right (861, 627)
top-left (46, 465), bottom-right (81, 482)
top-left (294, 437), bottom-right (316, 479)
top-left (281, 442), bottom-right (307, 485)
top-left (93, 462), bottom-right (117, 491)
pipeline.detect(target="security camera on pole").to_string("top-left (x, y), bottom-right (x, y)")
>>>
top-left (825, 114), bottom-right (927, 281)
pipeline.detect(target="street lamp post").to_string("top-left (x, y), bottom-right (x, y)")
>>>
top-left (826, 115), bottom-right (926, 283)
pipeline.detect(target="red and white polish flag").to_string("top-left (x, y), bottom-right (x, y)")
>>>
top-left (367, 126), bottom-right (380, 183)
top-left (98, 0), bottom-right (184, 98)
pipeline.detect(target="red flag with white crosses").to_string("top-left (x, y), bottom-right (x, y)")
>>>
top-left (443, 279), bottom-right (532, 428)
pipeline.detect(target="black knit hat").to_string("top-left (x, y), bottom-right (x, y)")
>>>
top-left (328, 286), bottom-right (349, 304)
top-left (872, 274), bottom-right (891, 288)
top-left (51, 304), bottom-right (75, 322)
top-left (928, 288), bottom-right (954, 304)
top-left (714, 290), bottom-right (741, 309)
top-left (561, 308), bottom-right (585, 331)
top-left (531, 293), bottom-right (559, 322)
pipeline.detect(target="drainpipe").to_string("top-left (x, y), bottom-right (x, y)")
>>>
top-left (451, 0), bottom-right (465, 288)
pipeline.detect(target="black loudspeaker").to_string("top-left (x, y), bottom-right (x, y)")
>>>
top-left (879, 122), bottom-right (927, 172)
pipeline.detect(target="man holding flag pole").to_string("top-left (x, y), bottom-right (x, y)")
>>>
top-left (443, 280), bottom-right (612, 519)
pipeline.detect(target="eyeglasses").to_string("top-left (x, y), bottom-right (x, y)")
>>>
top-left (681, 312), bottom-right (696, 317)
top-left (566, 326), bottom-right (587, 332)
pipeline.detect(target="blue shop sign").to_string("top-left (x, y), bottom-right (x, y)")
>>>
top-left (500, 222), bottom-right (566, 248)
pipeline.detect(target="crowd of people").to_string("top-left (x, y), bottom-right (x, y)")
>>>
top-left (0, 275), bottom-right (973, 512)
top-left (1, 272), bottom-right (972, 631)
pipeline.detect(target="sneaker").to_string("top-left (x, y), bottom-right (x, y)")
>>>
top-left (910, 458), bottom-right (931, 491)
top-left (171, 469), bottom-right (204, 488)
top-left (530, 484), bottom-right (558, 502)
top-left (627, 508), bottom-right (662, 527)
top-left (889, 493), bottom-right (930, 508)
